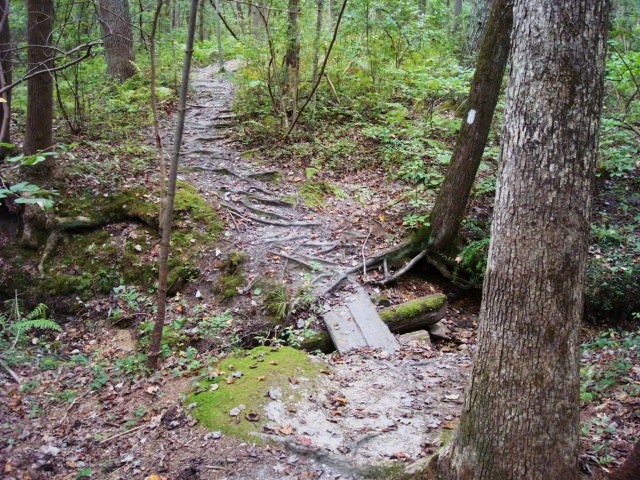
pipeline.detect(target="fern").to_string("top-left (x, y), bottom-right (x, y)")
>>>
top-left (11, 319), bottom-right (63, 334)
top-left (1, 294), bottom-right (62, 349)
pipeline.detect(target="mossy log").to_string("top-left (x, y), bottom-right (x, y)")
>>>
top-left (297, 331), bottom-right (335, 353)
top-left (378, 294), bottom-right (447, 333)
top-left (299, 294), bottom-right (446, 352)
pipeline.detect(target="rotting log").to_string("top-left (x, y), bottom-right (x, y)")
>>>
top-left (298, 331), bottom-right (335, 353)
top-left (300, 293), bottom-right (446, 352)
top-left (378, 294), bottom-right (446, 333)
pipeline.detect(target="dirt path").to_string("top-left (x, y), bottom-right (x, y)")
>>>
top-left (178, 63), bottom-right (393, 304)
top-left (169, 63), bottom-right (473, 473)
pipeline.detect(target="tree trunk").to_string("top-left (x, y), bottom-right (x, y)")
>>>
top-left (148, 0), bottom-right (200, 371)
top-left (283, 0), bottom-right (300, 126)
top-left (98, 0), bottom-right (136, 82)
top-left (198, 0), bottom-right (205, 42)
top-left (453, 0), bottom-right (463, 32)
top-left (438, 1), bottom-right (610, 479)
top-left (0, 0), bottom-right (11, 157)
top-left (214, 0), bottom-right (224, 71)
top-left (310, 0), bottom-right (324, 111)
top-left (464, 0), bottom-right (491, 58)
top-left (610, 440), bottom-right (640, 480)
top-left (24, 0), bottom-right (54, 157)
top-left (426, 0), bottom-right (513, 252)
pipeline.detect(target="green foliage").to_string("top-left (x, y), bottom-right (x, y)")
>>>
top-left (580, 328), bottom-right (639, 404)
top-left (0, 297), bottom-right (61, 352)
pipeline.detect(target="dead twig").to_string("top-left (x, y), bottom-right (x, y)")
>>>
top-left (99, 424), bottom-right (147, 445)
top-left (0, 357), bottom-right (21, 384)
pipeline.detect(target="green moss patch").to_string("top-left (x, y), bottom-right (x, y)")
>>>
top-left (298, 181), bottom-right (336, 208)
top-left (215, 251), bottom-right (247, 302)
top-left (11, 181), bottom-right (224, 306)
top-left (189, 346), bottom-right (324, 441)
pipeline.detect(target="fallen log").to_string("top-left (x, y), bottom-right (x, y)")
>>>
top-left (378, 294), bottom-right (447, 333)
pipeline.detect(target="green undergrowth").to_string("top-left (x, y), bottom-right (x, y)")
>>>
top-left (1, 181), bottom-right (222, 309)
top-left (188, 346), bottom-right (324, 441)
top-left (580, 327), bottom-right (640, 404)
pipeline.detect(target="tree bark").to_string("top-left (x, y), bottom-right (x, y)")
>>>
top-left (98, 0), bottom-right (136, 82)
top-left (426, 0), bottom-right (513, 253)
top-left (0, 0), bottom-right (11, 157)
top-left (464, 0), bottom-right (491, 58)
top-left (24, 0), bottom-right (54, 157)
top-left (198, 0), bottom-right (205, 42)
top-left (610, 440), bottom-right (640, 480)
top-left (214, 0), bottom-right (223, 71)
top-left (283, 0), bottom-right (300, 126)
top-left (438, 1), bottom-right (610, 479)
top-left (310, 0), bottom-right (324, 111)
top-left (148, 0), bottom-right (200, 370)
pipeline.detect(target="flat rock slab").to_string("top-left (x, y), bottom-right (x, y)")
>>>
top-left (324, 285), bottom-right (399, 355)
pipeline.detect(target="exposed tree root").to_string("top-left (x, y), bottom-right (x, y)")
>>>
top-left (238, 200), bottom-right (289, 220)
top-left (378, 249), bottom-right (428, 285)
top-left (220, 201), bottom-right (320, 227)
top-left (270, 250), bottom-right (320, 272)
top-left (318, 240), bottom-right (473, 295)
top-left (38, 231), bottom-right (61, 275)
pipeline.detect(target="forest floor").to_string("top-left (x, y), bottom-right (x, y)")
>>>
top-left (1, 62), bottom-right (638, 480)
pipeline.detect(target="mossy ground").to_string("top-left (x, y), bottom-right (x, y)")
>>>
top-left (215, 251), bottom-right (248, 302)
top-left (2, 180), bottom-right (222, 306)
top-left (189, 346), bottom-right (324, 441)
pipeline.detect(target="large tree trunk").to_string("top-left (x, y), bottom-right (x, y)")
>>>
top-left (98, 0), bottom-right (136, 82)
top-left (425, 0), bottom-right (513, 253)
top-left (24, 0), bottom-right (54, 157)
top-left (438, 1), bottom-right (610, 479)
top-left (0, 0), bottom-right (11, 157)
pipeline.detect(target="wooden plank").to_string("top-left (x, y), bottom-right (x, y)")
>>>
top-left (323, 306), bottom-right (367, 354)
top-left (322, 284), bottom-right (399, 355)
top-left (347, 287), bottom-right (399, 354)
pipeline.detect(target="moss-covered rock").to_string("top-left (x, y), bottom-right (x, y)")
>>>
top-left (188, 346), bottom-right (324, 441)
top-left (215, 251), bottom-right (248, 302)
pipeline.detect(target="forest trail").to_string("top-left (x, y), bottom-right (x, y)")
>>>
top-left (177, 63), bottom-right (385, 306)
top-left (159, 62), bottom-right (473, 473)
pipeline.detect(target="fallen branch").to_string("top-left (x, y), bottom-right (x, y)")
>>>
top-left (99, 424), bottom-right (146, 445)
top-left (0, 357), bottom-right (21, 384)
top-left (318, 241), bottom-right (414, 295)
